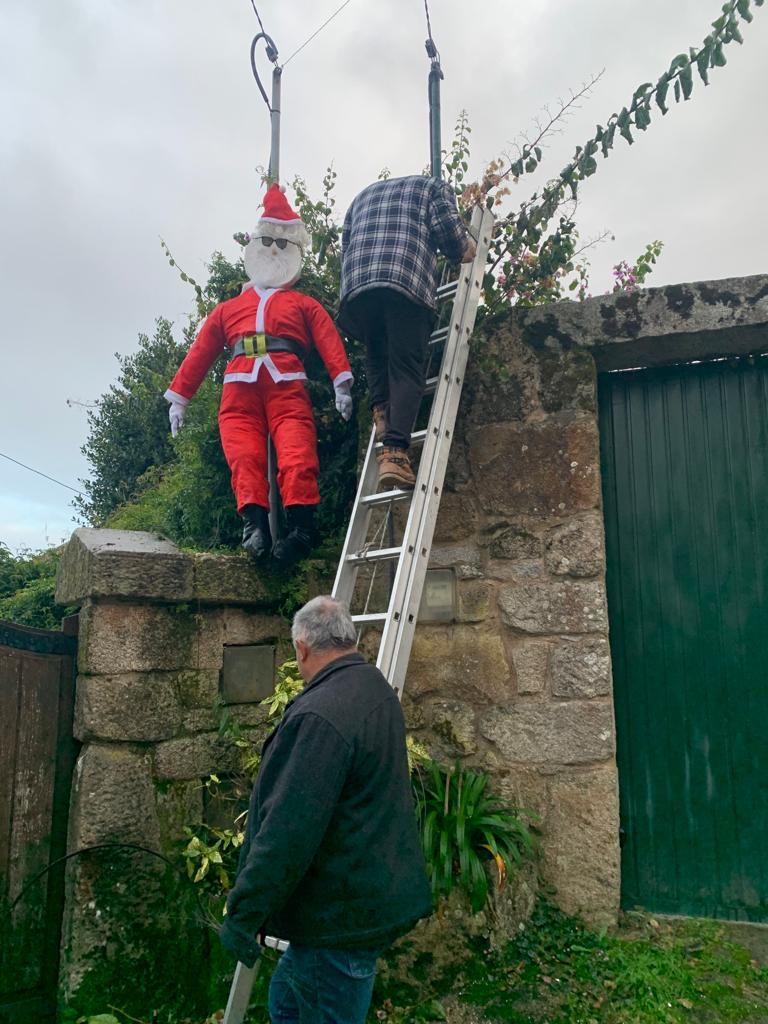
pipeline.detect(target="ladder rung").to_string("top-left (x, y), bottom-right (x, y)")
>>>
top-left (361, 489), bottom-right (412, 507)
top-left (436, 280), bottom-right (458, 301)
top-left (352, 612), bottom-right (388, 625)
top-left (347, 545), bottom-right (403, 566)
top-left (374, 429), bottom-right (427, 452)
top-left (429, 327), bottom-right (449, 346)
top-left (424, 376), bottom-right (439, 394)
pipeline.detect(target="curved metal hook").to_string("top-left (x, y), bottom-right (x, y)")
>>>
top-left (251, 32), bottom-right (280, 111)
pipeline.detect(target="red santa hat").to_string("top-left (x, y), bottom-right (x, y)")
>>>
top-left (252, 184), bottom-right (311, 250)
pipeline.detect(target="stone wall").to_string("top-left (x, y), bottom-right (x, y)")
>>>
top-left (53, 273), bottom-right (768, 999)
top-left (406, 319), bottom-right (619, 927)
top-left (403, 272), bottom-right (768, 928)
top-left (54, 529), bottom-right (295, 1008)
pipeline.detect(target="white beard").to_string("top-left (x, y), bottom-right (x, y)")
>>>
top-left (244, 241), bottom-right (303, 289)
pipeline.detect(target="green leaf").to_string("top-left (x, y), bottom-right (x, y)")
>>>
top-left (581, 156), bottom-right (598, 176)
top-left (737, 0), bottom-right (753, 21)
top-left (601, 122), bottom-right (617, 156)
top-left (669, 53), bottom-right (690, 73)
top-left (534, 146), bottom-right (542, 161)
top-left (420, 1000), bottom-right (447, 1021)
top-left (674, 79), bottom-right (682, 102)
top-left (85, 1017), bottom-right (121, 1024)
top-left (713, 42), bottom-right (727, 65)
top-left (680, 63), bottom-right (694, 99)
top-left (655, 75), bottom-right (670, 113)
top-left (525, 157), bottom-right (538, 174)
top-left (632, 82), bottom-right (654, 107)
top-left (635, 104), bottom-right (651, 130)
top-left (617, 108), bottom-right (634, 145)
top-left (696, 49), bottom-right (711, 84)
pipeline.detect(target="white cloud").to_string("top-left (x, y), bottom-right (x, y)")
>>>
top-left (1, 0), bottom-right (766, 549)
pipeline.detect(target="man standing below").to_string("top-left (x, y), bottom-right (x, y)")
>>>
top-left (219, 595), bottom-right (432, 1023)
top-left (338, 175), bottom-right (476, 490)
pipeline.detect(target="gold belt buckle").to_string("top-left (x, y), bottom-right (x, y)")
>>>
top-left (243, 334), bottom-right (268, 358)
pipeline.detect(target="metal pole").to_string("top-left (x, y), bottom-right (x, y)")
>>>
top-left (425, 34), bottom-right (443, 180)
top-left (267, 63), bottom-right (282, 541)
top-left (428, 61), bottom-right (443, 179)
top-left (268, 65), bottom-right (282, 182)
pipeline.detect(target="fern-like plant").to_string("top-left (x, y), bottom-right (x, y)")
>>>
top-left (414, 761), bottom-right (536, 913)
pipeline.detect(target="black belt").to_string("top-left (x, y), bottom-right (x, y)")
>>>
top-left (232, 334), bottom-right (305, 361)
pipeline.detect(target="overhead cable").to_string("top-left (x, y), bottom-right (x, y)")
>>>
top-left (423, 0), bottom-right (435, 46)
top-left (283, 0), bottom-right (355, 66)
top-left (248, 0), bottom-right (267, 36)
top-left (0, 450), bottom-right (84, 496)
top-left (423, 0), bottom-right (440, 61)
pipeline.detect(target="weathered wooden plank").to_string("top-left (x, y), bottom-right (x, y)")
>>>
top-left (0, 649), bottom-right (22, 900)
top-left (7, 653), bottom-right (62, 991)
top-left (40, 654), bottom-right (78, 999)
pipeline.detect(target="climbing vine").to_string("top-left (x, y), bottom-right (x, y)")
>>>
top-left (471, 0), bottom-right (763, 310)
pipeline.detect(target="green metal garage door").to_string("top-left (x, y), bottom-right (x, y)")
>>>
top-left (599, 354), bottom-right (768, 921)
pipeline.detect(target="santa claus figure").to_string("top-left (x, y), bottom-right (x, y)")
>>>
top-left (164, 185), bottom-right (354, 567)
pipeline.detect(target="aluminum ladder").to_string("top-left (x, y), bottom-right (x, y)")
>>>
top-left (222, 201), bottom-right (493, 1024)
top-left (332, 202), bottom-right (494, 697)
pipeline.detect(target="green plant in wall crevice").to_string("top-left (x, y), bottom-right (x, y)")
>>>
top-left (413, 760), bottom-right (537, 913)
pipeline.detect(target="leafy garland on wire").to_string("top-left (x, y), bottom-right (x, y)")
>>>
top-left (481, 0), bottom-right (763, 307)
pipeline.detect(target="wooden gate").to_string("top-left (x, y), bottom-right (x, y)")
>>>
top-left (0, 620), bottom-right (78, 1024)
top-left (600, 355), bottom-right (768, 921)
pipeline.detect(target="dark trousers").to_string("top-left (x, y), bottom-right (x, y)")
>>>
top-left (268, 944), bottom-right (383, 1023)
top-left (346, 288), bottom-right (433, 450)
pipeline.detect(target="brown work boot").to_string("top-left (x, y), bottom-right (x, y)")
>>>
top-left (372, 404), bottom-right (387, 443)
top-left (377, 447), bottom-right (416, 490)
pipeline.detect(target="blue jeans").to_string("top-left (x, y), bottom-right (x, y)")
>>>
top-left (267, 944), bottom-right (383, 1023)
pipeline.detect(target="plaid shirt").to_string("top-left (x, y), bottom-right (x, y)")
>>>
top-left (338, 176), bottom-right (468, 324)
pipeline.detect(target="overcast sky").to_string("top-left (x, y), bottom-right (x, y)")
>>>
top-left (1, 0), bottom-right (766, 553)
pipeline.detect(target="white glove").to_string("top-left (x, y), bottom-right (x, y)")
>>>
top-left (168, 401), bottom-right (186, 437)
top-left (334, 381), bottom-right (353, 422)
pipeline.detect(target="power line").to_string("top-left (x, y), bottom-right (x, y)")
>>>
top-left (423, 0), bottom-right (434, 45)
top-left (283, 0), bottom-right (355, 66)
top-left (248, 0), bottom-right (267, 35)
top-left (0, 451), bottom-right (84, 496)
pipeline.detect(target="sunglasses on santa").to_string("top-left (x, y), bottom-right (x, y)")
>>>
top-left (259, 236), bottom-right (298, 250)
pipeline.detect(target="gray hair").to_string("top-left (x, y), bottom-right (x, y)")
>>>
top-left (291, 595), bottom-right (357, 652)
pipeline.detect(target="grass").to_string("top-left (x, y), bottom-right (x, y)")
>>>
top-left (368, 900), bottom-right (768, 1023)
top-left (63, 900), bottom-right (768, 1023)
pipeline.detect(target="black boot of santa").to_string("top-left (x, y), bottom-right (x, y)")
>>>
top-left (241, 504), bottom-right (272, 563)
top-left (271, 505), bottom-right (316, 570)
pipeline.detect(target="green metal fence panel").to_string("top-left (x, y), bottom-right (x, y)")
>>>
top-left (599, 355), bottom-right (768, 921)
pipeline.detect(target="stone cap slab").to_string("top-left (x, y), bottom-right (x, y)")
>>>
top-left (517, 274), bottom-right (768, 370)
top-left (55, 528), bottom-right (272, 606)
top-left (192, 552), bottom-right (270, 605)
top-left (56, 528), bottom-right (193, 604)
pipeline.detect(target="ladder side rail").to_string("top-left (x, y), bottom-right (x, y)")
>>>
top-left (331, 426), bottom-right (380, 605)
top-left (373, 260), bottom-right (477, 682)
top-left (374, 205), bottom-right (490, 680)
top-left (384, 207), bottom-right (494, 691)
top-left (377, 206), bottom-right (494, 691)
top-left (222, 961), bottom-right (258, 1024)
top-left (332, 269), bottom-right (461, 608)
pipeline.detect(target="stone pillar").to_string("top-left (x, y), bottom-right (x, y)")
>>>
top-left (406, 322), bottom-right (620, 927)
top-left (54, 529), bottom-right (290, 1013)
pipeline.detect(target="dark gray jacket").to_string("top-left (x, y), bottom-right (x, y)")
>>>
top-left (219, 652), bottom-right (432, 967)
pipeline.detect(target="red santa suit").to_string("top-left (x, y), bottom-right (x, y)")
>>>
top-left (165, 284), bottom-right (352, 511)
